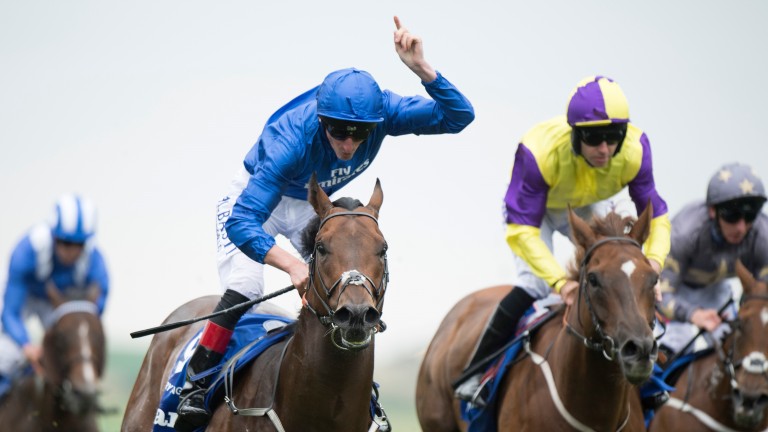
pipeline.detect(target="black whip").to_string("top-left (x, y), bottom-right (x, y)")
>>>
top-left (130, 285), bottom-right (296, 339)
top-left (662, 297), bottom-right (734, 368)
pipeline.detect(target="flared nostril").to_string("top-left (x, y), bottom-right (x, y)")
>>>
top-left (332, 304), bottom-right (379, 328)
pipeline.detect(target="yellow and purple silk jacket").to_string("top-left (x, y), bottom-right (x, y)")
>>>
top-left (503, 115), bottom-right (671, 292)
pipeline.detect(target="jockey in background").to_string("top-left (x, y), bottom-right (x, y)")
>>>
top-left (0, 194), bottom-right (109, 398)
top-left (454, 76), bottom-right (671, 408)
top-left (658, 162), bottom-right (768, 355)
top-left (173, 16), bottom-right (475, 432)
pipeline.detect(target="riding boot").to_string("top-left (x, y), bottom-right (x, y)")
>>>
top-left (174, 289), bottom-right (249, 432)
top-left (453, 287), bottom-right (536, 406)
top-left (175, 344), bottom-right (224, 432)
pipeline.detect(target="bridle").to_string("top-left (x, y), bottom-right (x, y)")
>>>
top-left (565, 236), bottom-right (644, 361)
top-left (44, 301), bottom-right (106, 415)
top-left (303, 210), bottom-right (389, 348)
top-left (719, 294), bottom-right (768, 402)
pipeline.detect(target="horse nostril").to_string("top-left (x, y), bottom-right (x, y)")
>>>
top-left (333, 307), bottom-right (352, 325)
top-left (333, 305), bottom-right (379, 328)
top-left (621, 337), bottom-right (656, 361)
top-left (621, 341), bottom-right (639, 358)
top-left (364, 307), bottom-right (381, 327)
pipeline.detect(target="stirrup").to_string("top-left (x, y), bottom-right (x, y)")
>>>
top-left (371, 385), bottom-right (392, 432)
top-left (175, 388), bottom-right (210, 432)
top-left (454, 374), bottom-right (489, 408)
top-left (641, 390), bottom-right (670, 411)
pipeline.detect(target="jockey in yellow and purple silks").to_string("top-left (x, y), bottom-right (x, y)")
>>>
top-left (455, 76), bottom-right (671, 407)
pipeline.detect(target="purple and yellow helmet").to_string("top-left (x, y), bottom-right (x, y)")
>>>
top-left (567, 76), bottom-right (630, 127)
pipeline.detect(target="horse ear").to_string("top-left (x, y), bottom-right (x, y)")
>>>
top-left (308, 172), bottom-right (332, 217)
top-left (46, 281), bottom-right (65, 308)
top-left (568, 204), bottom-right (596, 248)
top-left (628, 200), bottom-right (653, 245)
top-left (735, 260), bottom-right (756, 296)
top-left (366, 178), bottom-right (383, 216)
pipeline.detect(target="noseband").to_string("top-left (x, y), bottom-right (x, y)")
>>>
top-left (303, 211), bottom-right (389, 338)
top-left (565, 236), bottom-right (643, 361)
top-left (720, 294), bottom-right (768, 398)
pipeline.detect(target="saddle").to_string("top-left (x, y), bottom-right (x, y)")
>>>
top-left (152, 314), bottom-right (294, 431)
top-left (152, 313), bottom-right (391, 432)
top-left (460, 297), bottom-right (562, 432)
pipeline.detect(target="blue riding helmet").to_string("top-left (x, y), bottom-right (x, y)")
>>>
top-left (316, 68), bottom-right (385, 123)
top-left (50, 194), bottom-right (97, 243)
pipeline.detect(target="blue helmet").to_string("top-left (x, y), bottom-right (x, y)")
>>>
top-left (50, 194), bottom-right (97, 243)
top-left (316, 68), bottom-right (384, 123)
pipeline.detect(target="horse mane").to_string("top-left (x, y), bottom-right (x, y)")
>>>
top-left (298, 197), bottom-right (365, 257)
top-left (566, 211), bottom-right (638, 280)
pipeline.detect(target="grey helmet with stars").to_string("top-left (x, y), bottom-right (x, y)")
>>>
top-left (706, 162), bottom-right (767, 206)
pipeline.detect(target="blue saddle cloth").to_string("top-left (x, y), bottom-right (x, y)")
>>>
top-left (459, 299), bottom-right (560, 432)
top-left (152, 313), bottom-right (295, 431)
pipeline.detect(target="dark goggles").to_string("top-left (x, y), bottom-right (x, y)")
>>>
top-left (578, 126), bottom-right (626, 147)
top-left (55, 239), bottom-right (86, 247)
top-left (716, 200), bottom-right (764, 223)
top-left (321, 117), bottom-right (377, 141)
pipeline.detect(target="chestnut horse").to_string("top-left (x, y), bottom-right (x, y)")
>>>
top-left (650, 261), bottom-right (768, 431)
top-left (0, 284), bottom-right (106, 432)
top-left (122, 178), bottom-right (389, 432)
top-left (416, 205), bottom-right (659, 431)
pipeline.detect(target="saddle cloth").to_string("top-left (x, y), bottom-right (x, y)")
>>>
top-left (460, 296), bottom-right (562, 432)
top-left (152, 313), bottom-right (295, 431)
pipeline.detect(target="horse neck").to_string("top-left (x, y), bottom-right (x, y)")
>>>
top-left (274, 308), bottom-right (375, 430)
top-left (287, 307), bottom-right (375, 376)
top-left (548, 306), bottom-right (632, 415)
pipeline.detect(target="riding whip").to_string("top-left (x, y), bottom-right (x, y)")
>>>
top-left (130, 285), bottom-right (296, 338)
top-left (662, 297), bottom-right (734, 368)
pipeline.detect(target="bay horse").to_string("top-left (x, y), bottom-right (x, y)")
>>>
top-left (416, 204), bottom-right (659, 431)
top-left (122, 177), bottom-right (389, 432)
top-left (0, 283), bottom-right (106, 432)
top-left (650, 260), bottom-right (768, 431)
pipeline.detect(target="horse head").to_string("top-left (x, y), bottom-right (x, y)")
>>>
top-left (725, 261), bottom-right (768, 428)
top-left (299, 174), bottom-right (387, 351)
top-left (565, 203), bottom-right (659, 385)
top-left (42, 282), bottom-right (106, 416)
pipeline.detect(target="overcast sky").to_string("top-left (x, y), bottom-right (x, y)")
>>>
top-left (2, 1), bottom-right (767, 365)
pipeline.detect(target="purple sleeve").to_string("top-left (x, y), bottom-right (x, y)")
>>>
top-left (628, 134), bottom-right (668, 218)
top-left (504, 144), bottom-right (549, 226)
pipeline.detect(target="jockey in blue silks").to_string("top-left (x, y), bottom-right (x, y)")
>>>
top-left (0, 194), bottom-right (109, 397)
top-left (173, 16), bottom-right (475, 432)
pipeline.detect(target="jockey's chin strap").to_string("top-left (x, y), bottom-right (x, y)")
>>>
top-left (302, 211), bottom-right (389, 339)
top-left (565, 236), bottom-right (642, 361)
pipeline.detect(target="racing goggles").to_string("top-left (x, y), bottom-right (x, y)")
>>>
top-left (578, 125), bottom-right (626, 147)
top-left (321, 117), bottom-right (377, 141)
top-left (717, 200), bottom-right (764, 223)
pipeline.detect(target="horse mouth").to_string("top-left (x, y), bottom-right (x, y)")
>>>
top-left (733, 408), bottom-right (765, 429)
top-left (333, 327), bottom-right (374, 350)
top-left (733, 393), bottom-right (768, 428)
top-left (621, 357), bottom-right (656, 385)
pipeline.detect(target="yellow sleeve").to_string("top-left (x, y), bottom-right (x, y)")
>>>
top-left (645, 214), bottom-right (671, 269)
top-left (505, 223), bottom-right (568, 292)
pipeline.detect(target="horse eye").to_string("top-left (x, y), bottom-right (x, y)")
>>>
top-left (587, 273), bottom-right (599, 287)
top-left (379, 243), bottom-right (388, 258)
top-left (316, 243), bottom-right (328, 256)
